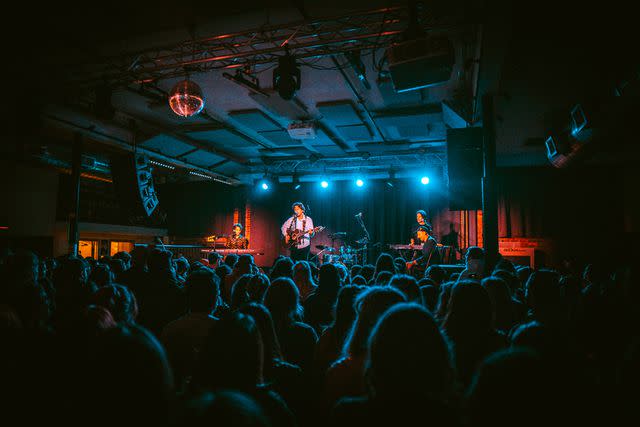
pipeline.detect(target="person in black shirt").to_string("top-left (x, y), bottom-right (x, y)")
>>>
top-left (226, 223), bottom-right (249, 249)
top-left (410, 210), bottom-right (434, 244)
top-left (406, 226), bottom-right (440, 275)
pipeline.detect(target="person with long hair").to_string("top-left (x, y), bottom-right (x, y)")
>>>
top-left (293, 261), bottom-right (317, 302)
top-left (264, 277), bottom-right (318, 372)
top-left (304, 263), bottom-right (342, 333)
top-left (270, 257), bottom-right (294, 282)
top-left (238, 303), bottom-right (305, 424)
top-left (191, 312), bottom-right (295, 427)
top-left (441, 280), bottom-right (508, 388)
top-left (314, 285), bottom-right (366, 374)
top-left (331, 304), bottom-right (455, 427)
top-left (324, 286), bottom-right (406, 407)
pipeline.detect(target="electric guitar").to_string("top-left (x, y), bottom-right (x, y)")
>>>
top-left (284, 226), bottom-right (325, 248)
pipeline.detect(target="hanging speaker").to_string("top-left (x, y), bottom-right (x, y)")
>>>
top-left (111, 153), bottom-right (159, 217)
top-left (446, 128), bottom-right (483, 211)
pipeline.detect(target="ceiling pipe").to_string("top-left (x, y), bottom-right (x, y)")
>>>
top-left (331, 55), bottom-right (387, 142)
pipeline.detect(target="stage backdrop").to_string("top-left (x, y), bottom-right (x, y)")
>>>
top-left (158, 165), bottom-right (639, 267)
top-left (159, 178), bottom-right (453, 267)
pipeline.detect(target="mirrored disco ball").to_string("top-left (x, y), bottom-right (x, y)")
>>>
top-left (168, 80), bottom-right (205, 117)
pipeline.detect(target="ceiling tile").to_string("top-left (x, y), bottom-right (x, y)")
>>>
top-left (180, 150), bottom-right (227, 167)
top-left (140, 134), bottom-right (195, 157)
top-left (316, 101), bottom-right (362, 126)
top-left (228, 109), bottom-right (282, 132)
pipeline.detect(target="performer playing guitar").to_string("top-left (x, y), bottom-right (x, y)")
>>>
top-left (281, 202), bottom-right (323, 261)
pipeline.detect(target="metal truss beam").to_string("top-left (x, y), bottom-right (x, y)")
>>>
top-left (73, 6), bottom-right (411, 87)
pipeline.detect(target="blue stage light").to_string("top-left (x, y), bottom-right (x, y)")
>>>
top-left (421, 176), bottom-right (430, 185)
top-left (355, 178), bottom-right (364, 187)
top-left (320, 180), bottom-right (329, 188)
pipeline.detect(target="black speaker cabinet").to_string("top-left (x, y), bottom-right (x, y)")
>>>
top-left (446, 128), bottom-right (483, 211)
top-left (111, 153), bottom-right (159, 217)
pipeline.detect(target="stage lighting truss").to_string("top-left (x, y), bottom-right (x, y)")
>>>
top-left (70, 6), bottom-right (456, 88)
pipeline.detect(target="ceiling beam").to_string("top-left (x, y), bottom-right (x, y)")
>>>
top-left (41, 113), bottom-right (241, 185)
top-left (122, 112), bottom-right (249, 165)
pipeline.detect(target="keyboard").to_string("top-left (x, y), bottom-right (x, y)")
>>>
top-left (389, 243), bottom-right (445, 250)
top-left (201, 248), bottom-right (264, 255)
top-left (389, 244), bottom-right (423, 250)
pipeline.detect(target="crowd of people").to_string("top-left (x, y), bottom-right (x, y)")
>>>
top-left (0, 245), bottom-right (638, 426)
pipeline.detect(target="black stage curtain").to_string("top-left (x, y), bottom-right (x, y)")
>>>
top-left (248, 179), bottom-right (448, 265)
top-left (159, 181), bottom-right (246, 239)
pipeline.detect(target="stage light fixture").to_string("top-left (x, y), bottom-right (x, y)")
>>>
top-left (386, 170), bottom-right (396, 187)
top-left (261, 181), bottom-right (270, 190)
top-left (421, 176), bottom-right (430, 185)
top-left (292, 174), bottom-right (301, 190)
top-left (320, 180), bottom-right (329, 188)
top-left (355, 178), bottom-right (364, 187)
top-left (169, 79), bottom-right (205, 117)
top-left (273, 51), bottom-right (301, 100)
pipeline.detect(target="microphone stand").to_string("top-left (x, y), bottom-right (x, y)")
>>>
top-left (355, 214), bottom-right (371, 265)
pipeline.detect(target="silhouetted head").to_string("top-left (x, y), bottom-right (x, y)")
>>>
top-left (270, 257), bottom-right (294, 281)
top-left (194, 312), bottom-right (264, 391)
top-left (186, 268), bottom-right (221, 314)
top-left (389, 274), bottom-right (421, 302)
top-left (92, 284), bottom-right (138, 324)
top-left (230, 274), bottom-right (255, 310)
top-left (343, 286), bottom-right (406, 357)
top-left (525, 269), bottom-right (561, 315)
top-left (367, 303), bottom-right (453, 399)
top-left (264, 277), bottom-right (300, 327)
top-left (180, 390), bottom-right (269, 427)
top-left (374, 253), bottom-right (396, 277)
top-left (425, 265), bottom-right (447, 285)
top-left (467, 348), bottom-right (555, 427)
top-left (247, 273), bottom-right (270, 303)
top-left (84, 324), bottom-right (173, 424)
top-left (238, 302), bottom-right (283, 363)
top-left (443, 280), bottom-right (493, 338)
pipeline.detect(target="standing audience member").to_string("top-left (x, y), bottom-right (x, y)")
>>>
top-left (324, 286), bottom-right (406, 407)
top-left (161, 269), bottom-right (220, 391)
top-left (293, 261), bottom-right (317, 302)
top-left (192, 312), bottom-right (296, 427)
top-left (331, 304), bottom-right (455, 427)
top-left (304, 263), bottom-right (342, 333)
top-left (265, 277), bottom-right (318, 372)
top-left (314, 285), bottom-right (365, 374)
top-left (442, 280), bottom-right (508, 388)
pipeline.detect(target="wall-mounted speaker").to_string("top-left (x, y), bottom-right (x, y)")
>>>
top-left (111, 153), bottom-right (159, 217)
top-left (446, 127), bottom-right (483, 211)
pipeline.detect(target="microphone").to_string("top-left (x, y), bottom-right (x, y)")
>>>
top-left (355, 212), bottom-right (362, 218)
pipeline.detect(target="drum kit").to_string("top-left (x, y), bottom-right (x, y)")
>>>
top-left (315, 231), bottom-right (363, 266)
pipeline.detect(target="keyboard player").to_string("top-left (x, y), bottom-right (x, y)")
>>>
top-left (406, 226), bottom-right (440, 275)
top-left (226, 223), bottom-right (249, 249)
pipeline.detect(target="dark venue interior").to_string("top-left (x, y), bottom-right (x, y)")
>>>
top-left (1, 1), bottom-right (639, 426)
